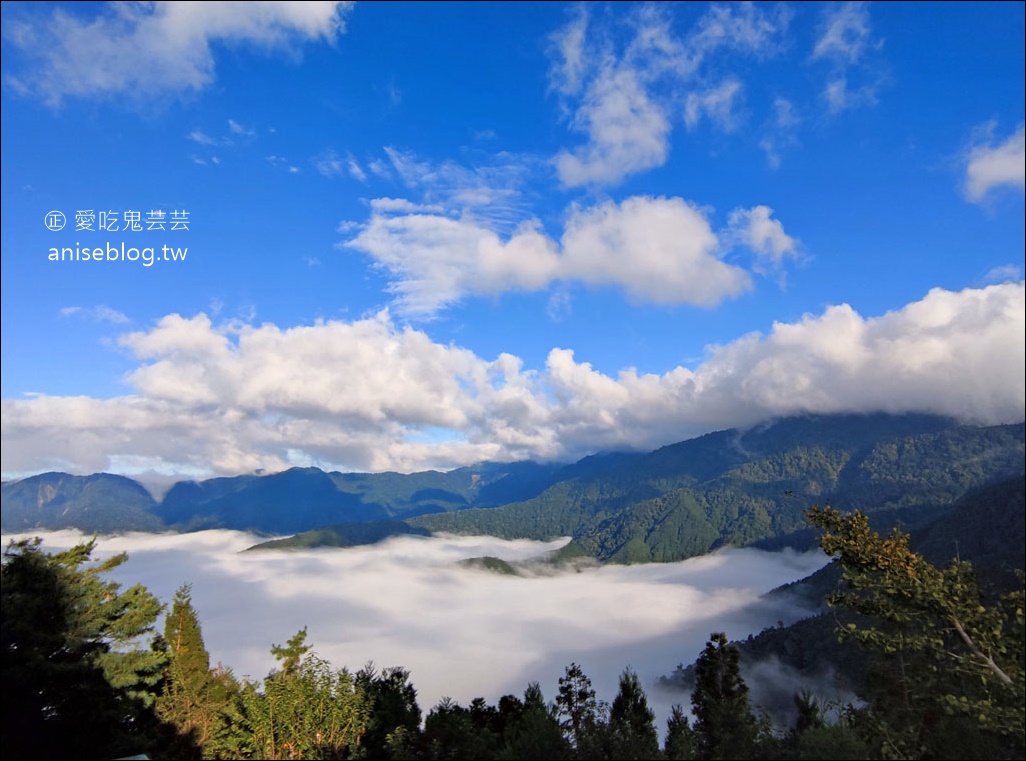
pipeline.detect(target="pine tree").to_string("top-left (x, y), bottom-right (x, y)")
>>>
top-left (608, 667), bottom-right (661, 759)
top-left (555, 662), bottom-right (604, 754)
top-left (690, 633), bottom-right (762, 760)
top-left (663, 704), bottom-right (696, 760)
top-left (499, 682), bottom-right (570, 760)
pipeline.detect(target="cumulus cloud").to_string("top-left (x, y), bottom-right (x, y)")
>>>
top-left (4, 1), bottom-right (352, 105)
top-left (963, 123), bottom-right (1026, 203)
top-left (554, 64), bottom-right (672, 187)
top-left (2, 284), bottom-right (1022, 479)
top-left (0, 529), bottom-right (828, 728)
top-left (345, 195), bottom-right (756, 316)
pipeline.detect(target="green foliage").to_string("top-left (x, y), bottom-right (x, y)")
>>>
top-left (807, 505), bottom-right (1026, 759)
top-left (1, 537), bottom-right (170, 759)
top-left (231, 629), bottom-right (371, 760)
top-left (245, 520), bottom-right (432, 551)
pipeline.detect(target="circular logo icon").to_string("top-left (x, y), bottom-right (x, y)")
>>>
top-left (45, 210), bottom-right (66, 231)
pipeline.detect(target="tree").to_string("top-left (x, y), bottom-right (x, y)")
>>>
top-left (663, 705), bottom-right (696, 760)
top-left (356, 664), bottom-right (422, 759)
top-left (807, 505), bottom-right (1025, 759)
top-left (1, 537), bottom-right (171, 759)
top-left (498, 682), bottom-right (570, 760)
top-left (690, 633), bottom-right (763, 760)
top-left (157, 584), bottom-right (237, 758)
top-left (608, 667), bottom-right (661, 759)
top-left (555, 662), bottom-right (606, 755)
top-left (233, 628), bottom-right (371, 759)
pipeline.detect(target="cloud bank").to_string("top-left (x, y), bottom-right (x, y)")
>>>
top-left (0, 530), bottom-right (829, 728)
top-left (2, 283), bottom-right (1022, 480)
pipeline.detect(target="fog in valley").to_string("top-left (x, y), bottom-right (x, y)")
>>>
top-left (3, 529), bottom-right (831, 726)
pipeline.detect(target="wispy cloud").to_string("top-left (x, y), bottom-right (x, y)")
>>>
top-left (811, 2), bottom-right (885, 114)
top-left (59, 305), bottom-right (130, 324)
top-left (812, 1), bottom-right (871, 63)
top-left (963, 123), bottom-right (1026, 203)
top-left (4, 1), bottom-right (354, 106)
top-left (684, 79), bottom-right (743, 132)
top-left (548, 3), bottom-right (790, 187)
top-left (227, 118), bottom-right (255, 136)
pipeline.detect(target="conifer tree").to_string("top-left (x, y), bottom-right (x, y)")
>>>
top-left (608, 667), bottom-right (661, 760)
top-left (663, 705), bottom-right (696, 760)
top-left (690, 633), bottom-right (762, 760)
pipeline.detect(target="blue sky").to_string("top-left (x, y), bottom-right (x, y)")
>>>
top-left (2, 1), bottom-right (1023, 481)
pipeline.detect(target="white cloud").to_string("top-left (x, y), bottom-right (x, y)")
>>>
top-left (726, 206), bottom-right (798, 268)
top-left (346, 195), bottom-right (755, 316)
top-left (983, 264), bottom-right (1023, 284)
top-left (187, 130), bottom-right (219, 146)
top-left (314, 150), bottom-right (346, 177)
top-left (347, 157), bottom-right (368, 182)
top-left (683, 79), bottom-right (743, 132)
top-left (554, 64), bottom-right (671, 187)
top-left (548, 3), bottom-right (789, 188)
top-left (346, 210), bottom-right (561, 315)
top-left (559, 197), bottom-right (751, 306)
top-left (811, 3), bottom-right (884, 114)
top-left (59, 305), bottom-right (130, 324)
top-left (822, 76), bottom-right (878, 114)
top-left (0, 530), bottom-right (828, 730)
top-left (964, 123), bottom-right (1026, 203)
top-left (547, 7), bottom-right (589, 98)
top-left (813, 2), bottom-right (871, 63)
top-left (2, 285), bottom-right (1022, 479)
top-left (380, 147), bottom-right (530, 226)
top-left (5, 1), bottom-right (353, 105)
top-left (227, 118), bottom-right (255, 136)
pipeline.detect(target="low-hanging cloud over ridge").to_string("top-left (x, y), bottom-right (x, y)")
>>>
top-left (2, 282), bottom-right (1023, 479)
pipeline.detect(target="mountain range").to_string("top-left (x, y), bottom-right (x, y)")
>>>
top-left (3, 413), bottom-right (1023, 569)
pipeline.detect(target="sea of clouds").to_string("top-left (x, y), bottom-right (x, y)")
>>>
top-left (3, 529), bottom-right (833, 728)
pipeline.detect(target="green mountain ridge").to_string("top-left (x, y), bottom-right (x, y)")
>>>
top-left (410, 415), bottom-right (1025, 564)
top-left (3, 415), bottom-right (1023, 571)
